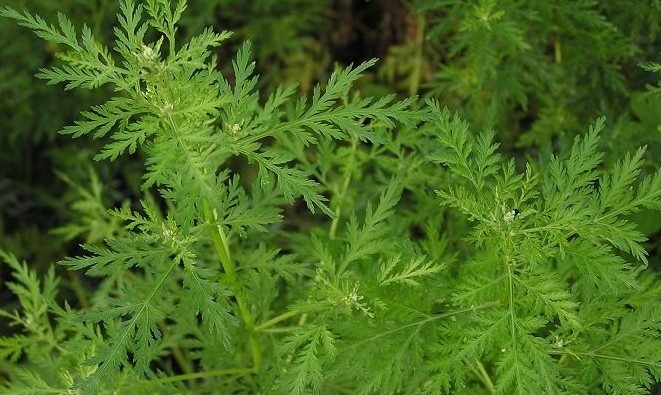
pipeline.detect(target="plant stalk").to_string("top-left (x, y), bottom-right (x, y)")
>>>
top-left (329, 135), bottom-right (358, 240)
top-left (409, 13), bottom-right (425, 97)
top-left (255, 309), bottom-right (301, 332)
top-left (203, 202), bottom-right (262, 370)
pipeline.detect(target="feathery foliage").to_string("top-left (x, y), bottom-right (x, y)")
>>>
top-left (1, 1), bottom-right (660, 394)
top-left (426, 102), bottom-right (661, 394)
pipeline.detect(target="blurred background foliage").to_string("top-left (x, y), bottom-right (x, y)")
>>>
top-left (1, 0), bottom-right (661, 309)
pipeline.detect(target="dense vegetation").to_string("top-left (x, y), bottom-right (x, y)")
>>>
top-left (1, 1), bottom-right (660, 394)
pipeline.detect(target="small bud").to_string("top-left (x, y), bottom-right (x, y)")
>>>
top-left (503, 208), bottom-right (520, 223)
top-left (141, 44), bottom-right (156, 61)
top-left (161, 102), bottom-right (173, 114)
top-left (162, 222), bottom-right (175, 241)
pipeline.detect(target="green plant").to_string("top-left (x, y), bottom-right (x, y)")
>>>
top-left (414, 0), bottom-right (661, 149)
top-left (1, 1), bottom-right (660, 394)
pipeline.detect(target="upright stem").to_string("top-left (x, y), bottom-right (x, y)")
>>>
top-left (329, 135), bottom-right (358, 240)
top-left (554, 37), bottom-right (562, 64)
top-left (474, 359), bottom-right (495, 393)
top-left (67, 271), bottom-right (90, 308)
top-left (203, 202), bottom-right (262, 371)
top-left (409, 13), bottom-right (425, 97)
top-left (160, 323), bottom-right (193, 375)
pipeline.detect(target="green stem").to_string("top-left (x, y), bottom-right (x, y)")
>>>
top-left (350, 301), bottom-right (499, 348)
top-left (143, 367), bottom-right (256, 386)
top-left (329, 136), bottom-right (358, 240)
top-left (92, 0), bottom-right (108, 38)
top-left (474, 359), bottom-right (495, 393)
top-left (409, 13), bottom-right (425, 97)
top-left (203, 202), bottom-right (262, 370)
top-left (554, 37), bottom-right (562, 64)
top-left (550, 349), bottom-right (661, 368)
top-left (159, 322), bottom-right (193, 375)
top-left (255, 310), bottom-right (301, 332)
top-left (67, 271), bottom-right (90, 309)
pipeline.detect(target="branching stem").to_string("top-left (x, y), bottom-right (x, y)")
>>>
top-left (203, 202), bottom-right (262, 370)
top-left (330, 135), bottom-right (358, 240)
top-left (255, 309), bottom-right (301, 332)
top-left (465, 359), bottom-right (495, 394)
top-left (143, 367), bottom-right (257, 386)
top-left (475, 359), bottom-right (495, 393)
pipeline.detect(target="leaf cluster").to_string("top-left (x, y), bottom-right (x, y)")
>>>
top-left (0, 1), bottom-right (660, 395)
